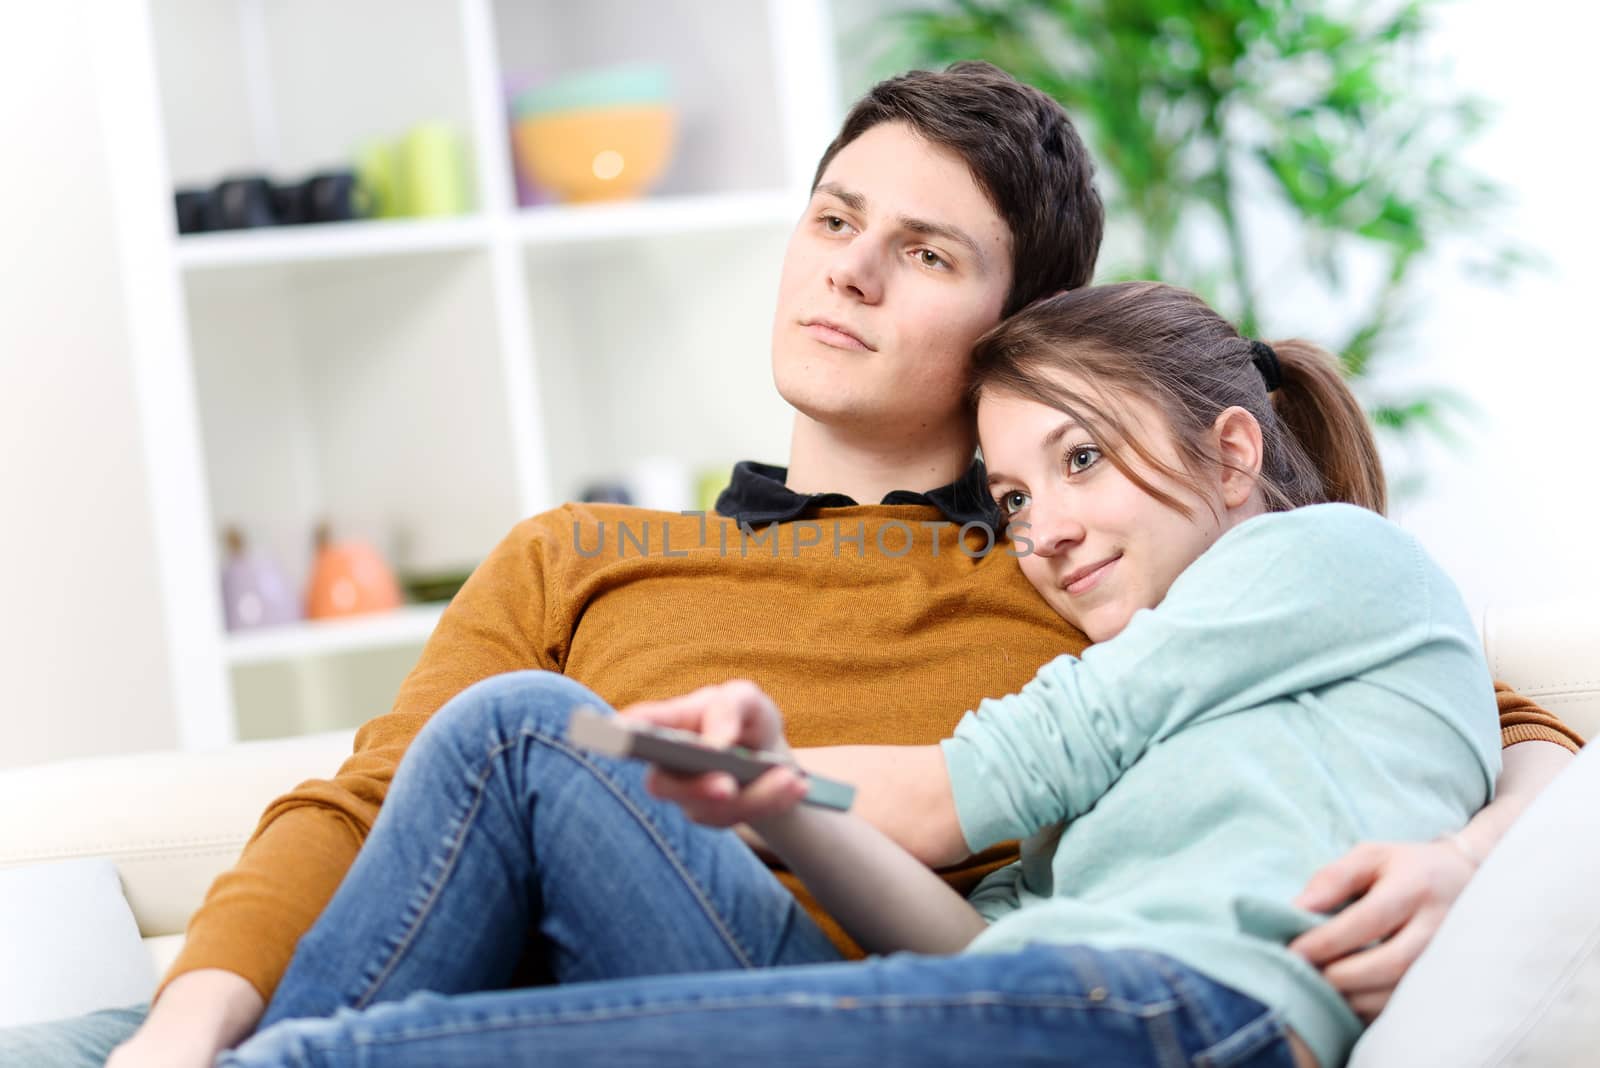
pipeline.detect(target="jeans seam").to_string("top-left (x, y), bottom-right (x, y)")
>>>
top-left (523, 724), bottom-right (764, 969)
top-left (1193, 1008), bottom-right (1291, 1068)
top-left (1143, 1003), bottom-right (1192, 1068)
top-left (307, 990), bottom-right (1188, 1050)
top-left (1145, 951), bottom-right (1224, 1051)
top-left (352, 732), bottom-right (523, 1009)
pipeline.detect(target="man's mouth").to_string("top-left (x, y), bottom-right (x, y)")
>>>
top-left (800, 318), bottom-right (874, 351)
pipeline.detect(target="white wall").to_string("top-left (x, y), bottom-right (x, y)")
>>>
top-left (1386, 1), bottom-right (1600, 621)
top-left (0, 3), bottom-right (179, 769)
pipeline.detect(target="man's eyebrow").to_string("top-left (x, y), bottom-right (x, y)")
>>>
top-left (815, 182), bottom-right (867, 214)
top-left (985, 420), bottom-right (1084, 486)
top-left (813, 182), bottom-right (989, 270)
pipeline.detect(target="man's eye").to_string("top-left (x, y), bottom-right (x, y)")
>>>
top-left (917, 249), bottom-right (947, 269)
top-left (996, 490), bottom-right (1030, 515)
top-left (821, 215), bottom-right (848, 233)
top-left (1066, 446), bottom-right (1102, 474)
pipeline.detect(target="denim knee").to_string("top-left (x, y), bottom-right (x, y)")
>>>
top-left (420, 670), bottom-right (608, 755)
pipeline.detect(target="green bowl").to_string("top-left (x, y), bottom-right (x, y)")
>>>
top-left (514, 64), bottom-right (673, 119)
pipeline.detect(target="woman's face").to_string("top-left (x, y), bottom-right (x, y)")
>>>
top-left (978, 382), bottom-right (1232, 642)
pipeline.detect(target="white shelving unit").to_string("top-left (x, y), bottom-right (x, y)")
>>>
top-left (102, 0), bottom-right (842, 746)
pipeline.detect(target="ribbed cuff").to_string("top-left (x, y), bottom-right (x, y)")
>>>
top-left (1501, 721), bottom-right (1582, 754)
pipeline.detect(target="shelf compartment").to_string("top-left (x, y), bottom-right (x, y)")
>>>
top-left (185, 250), bottom-right (520, 609)
top-left (150, 0), bottom-right (479, 197)
top-left (226, 602), bottom-right (445, 666)
top-left (230, 640), bottom-right (428, 740)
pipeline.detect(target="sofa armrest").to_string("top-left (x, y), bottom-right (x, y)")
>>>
top-left (0, 730), bottom-right (355, 941)
top-left (1483, 599), bottom-right (1600, 741)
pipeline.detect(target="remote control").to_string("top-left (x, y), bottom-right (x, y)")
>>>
top-left (566, 707), bottom-right (855, 812)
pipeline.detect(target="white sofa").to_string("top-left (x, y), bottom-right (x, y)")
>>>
top-left (0, 601), bottom-right (1595, 1062)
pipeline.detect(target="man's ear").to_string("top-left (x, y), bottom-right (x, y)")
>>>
top-left (1212, 406), bottom-right (1264, 509)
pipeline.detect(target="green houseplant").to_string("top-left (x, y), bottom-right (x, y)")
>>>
top-left (874, 0), bottom-right (1522, 452)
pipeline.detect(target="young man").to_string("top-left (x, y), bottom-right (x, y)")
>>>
top-left (5, 62), bottom-right (1577, 1068)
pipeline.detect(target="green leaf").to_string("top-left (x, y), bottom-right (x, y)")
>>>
top-left (882, 0), bottom-right (1527, 453)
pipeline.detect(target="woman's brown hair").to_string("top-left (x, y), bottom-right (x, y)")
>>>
top-left (969, 281), bottom-right (1387, 516)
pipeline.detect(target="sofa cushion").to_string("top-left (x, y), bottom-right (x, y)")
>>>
top-left (1349, 741), bottom-right (1600, 1066)
top-left (0, 858), bottom-right (155, 1027)
top-left (0, 729), bottom-right (357, 940)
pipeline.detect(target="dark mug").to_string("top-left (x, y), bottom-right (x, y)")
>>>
top-left (174, 189), bottom-right (216, 234)
top-left (301, 171), bottom-right (369, 223)
top-left (210, 176), bottom-right (278, 229)
top-left (271, 179), bottom-right (312, 225)
top-left (273, 171), bottom-right (367, 225)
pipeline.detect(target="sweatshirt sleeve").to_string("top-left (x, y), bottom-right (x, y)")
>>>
top-left (157, 512), bottom-right (574, 1004)
top-left (940, 504), bottom-right (1500, 853)
top-left (1494, 680), bottom-right (1585, 752)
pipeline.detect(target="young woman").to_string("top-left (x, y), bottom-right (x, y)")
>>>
top-left (220, 282), bottom-right (1498, 1068)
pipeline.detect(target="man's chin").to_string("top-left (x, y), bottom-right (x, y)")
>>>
top-left (781, 396), bottom-right (875, 432)
top-left (772, 372), bottom-right (866, 428)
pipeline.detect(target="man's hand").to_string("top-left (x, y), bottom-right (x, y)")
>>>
top-left (104, 968), bottom-right (265, 1068)
top-left (1288, 839), bottom-right (1477, 1021)
top-left (622, 680), bottom-right (808, 828)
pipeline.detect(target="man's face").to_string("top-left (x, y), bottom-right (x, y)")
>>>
top-left (771, 122), bottom-right (1013, 439)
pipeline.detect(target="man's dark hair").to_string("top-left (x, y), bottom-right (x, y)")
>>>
top-left (812, 61), bottom-right (1104, 316)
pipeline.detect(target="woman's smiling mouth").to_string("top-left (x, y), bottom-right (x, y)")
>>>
top-left (1062, 555), bottom-right (1120, 595)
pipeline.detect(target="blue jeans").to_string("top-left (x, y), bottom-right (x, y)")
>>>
top-left (229, 943), bottom-right (1296, 1067)
top-left (0, 1003), bottom-right (147, 1067)
top-left (219, 670), bottom-right (1298, 1067)
top-left (258, 671), bottom-right (844, 1025)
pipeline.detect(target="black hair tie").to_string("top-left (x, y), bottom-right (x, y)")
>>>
top-left (1249, 339), bottom-right (1283, 393)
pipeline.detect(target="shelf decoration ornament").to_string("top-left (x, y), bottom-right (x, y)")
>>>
top-left (220, 527), bottom-right (301, 631)
top-left (305, 523), bottom-right (404, 620)
top-left (511, 64), bottom-right (678, 203)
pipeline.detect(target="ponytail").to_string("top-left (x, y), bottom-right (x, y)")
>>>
top-left (1267, 340), bottom-right (1387, 515)
top-left (969, 283), bottom-right (1390, 520)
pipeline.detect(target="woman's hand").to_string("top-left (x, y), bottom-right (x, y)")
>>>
top-left (621, 680), bottom-right (808, 828)
top-left (1288, 839), bottom-right (1478, 1020)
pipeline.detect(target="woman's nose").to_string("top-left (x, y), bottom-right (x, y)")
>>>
top-left (1026, 501), bottom-right (1085, 559)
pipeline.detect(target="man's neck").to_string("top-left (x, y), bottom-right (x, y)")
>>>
top-left (784, 414), bottom-right (977, 504)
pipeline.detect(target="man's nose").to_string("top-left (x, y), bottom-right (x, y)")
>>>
top-left (827, 239), bottom-right (884, 304)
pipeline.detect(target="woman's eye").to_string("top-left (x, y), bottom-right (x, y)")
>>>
top-left (1066, 446), bottom-right (1101, 474)
top-left (996, 490), bottom-right (1030, 515)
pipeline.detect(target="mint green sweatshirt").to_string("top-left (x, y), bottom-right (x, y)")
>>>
top-left (939, 503), bottom-right (1501, 1068)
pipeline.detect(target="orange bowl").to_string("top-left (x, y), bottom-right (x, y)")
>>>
top-left (512, 104), bottom-right (677, 203)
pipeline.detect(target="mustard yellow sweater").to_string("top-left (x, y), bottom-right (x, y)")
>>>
top-left (163, 503), bottom-right (1583, 1001)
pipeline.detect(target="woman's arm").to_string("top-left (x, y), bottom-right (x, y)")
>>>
top-left (626, 681), bottom-right (986, 956)
top-left (750, 789), bottom-right (988, 956)
top-left (787, 744), bottom-right (971, 868)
